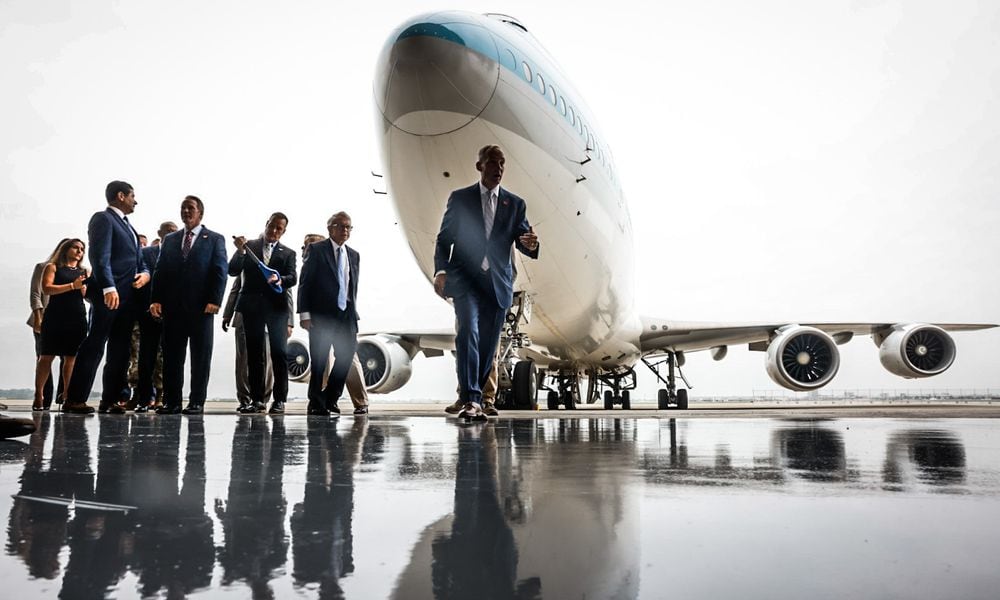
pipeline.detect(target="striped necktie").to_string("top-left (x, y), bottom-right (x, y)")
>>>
top-left (182, 230), bottom-right (194, 258)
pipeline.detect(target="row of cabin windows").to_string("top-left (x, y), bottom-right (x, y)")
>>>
top-left (504, 48), bottom-right (617, 187)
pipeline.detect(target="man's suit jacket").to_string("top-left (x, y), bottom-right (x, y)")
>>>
top-left (150, 227), bottom-right (228, 315)
top-left (134, 245), bottom-right (161, 309)
top-left (223, 274), bottom-right (295, 328)
top-left (85, 208), bottom-right (148, 303)
top-left (228, 238), bottom-right (297, 313)
top-left (297, 240), bottom-right (359, 322)
top-left (434, 183), bottom-right (538, 309)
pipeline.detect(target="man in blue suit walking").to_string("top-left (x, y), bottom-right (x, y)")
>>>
top-left (433, 145), bottom-right (539, 420)
top-left (62, 181), bottom-right (150, 414)
top-left (150, 196), bottom-right (228, 414)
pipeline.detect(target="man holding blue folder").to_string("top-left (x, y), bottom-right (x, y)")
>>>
top-left (229, 212), bottom-right (298, 414)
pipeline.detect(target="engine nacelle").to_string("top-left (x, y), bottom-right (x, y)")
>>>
top-left (357, 335), bottom-right (415, 393)
top-left (287, 338), bottom-right (312, 382)
top-left (766, 325), bottom-right (840, 391)
top-left (877, 324), bottom-right (955, 378)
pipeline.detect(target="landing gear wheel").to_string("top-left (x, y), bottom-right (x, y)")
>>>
top-left (621, 390), bottom-right (631, 410)
top-left (603, 390), bottom-right (614, 410)
top-left (677, 388), bottom-right (689, 410)
top-left (512, 360), bottom-right (538, 409)
top-left (657, 389), bottom-right (669, 410)
top-left (546, 391), bottom-right (559, 410)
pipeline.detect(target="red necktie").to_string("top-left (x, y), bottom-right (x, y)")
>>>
top-left (182, 230), bottom-right (194, 258)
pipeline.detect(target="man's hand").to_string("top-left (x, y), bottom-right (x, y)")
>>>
top-left (301, 319), bottom-right (311, 331)
top-left (105, 290), bottom-right (120, 310)
top-left (222, 318), bottom-right (231, 332)
top-left (149, 302), bottom-right (162, 318)
top-left (433, 273), bottom-right (448, 299)
top-left (268, 273), bottom-right (279, 284)
top-left (232, 235), bottom-right (247, 251)
top-left (204, 303), bottom-right (220, 315)
top-left (519, 226), bottom-right (539, 252)
top-left (133, 272), bottom-right (150, 288)
top-left (287, 325), bottom-right (293, 338)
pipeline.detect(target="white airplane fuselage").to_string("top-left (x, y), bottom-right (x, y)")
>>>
top-left (375, 11), bottom-right (642, 370)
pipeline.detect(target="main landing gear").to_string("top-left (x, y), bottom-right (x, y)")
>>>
top-left (642, 351), bottom-right (691, 410)
top-left (495, 292), bottom-right (540, 410)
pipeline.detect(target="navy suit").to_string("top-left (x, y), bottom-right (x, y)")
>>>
top-left (151, 227), bottom-right (228, 408)
top-left (297, 240), bottom-right (360, 411)
top-left (434, 183), bottom-right (538, 404)
top-left (228, 238), bottom-right (297, 406)
top-left (65, 207), bottom-right (149, 406)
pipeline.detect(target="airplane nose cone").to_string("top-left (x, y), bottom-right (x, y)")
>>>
top-left (375, 14), bottom-right (500, 136)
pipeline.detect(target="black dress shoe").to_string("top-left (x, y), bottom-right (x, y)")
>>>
top-left (239, 402), bottom-right (265, 414)
top-left (134, 404), bottom-right (149, 414)
top-left (98, 402), bottom-right (111, 414)
top-left (307, 405), bottom-right (330, 416)
top-left (108, 403), bottom-right (128, 415)
top-left (327, 403), bottom-right (341, 414)
top-left (63, 403), bottom-right (96, 414)
top-left (353, 406), bottom-right (368, 415)
top-left (181, 405), bottom-right (203, 415)
top-left (236, 402), bottom-right (249, 413)
top-left (268, 401), bottom-right (285, 414)
top-left (156, 405), bottom-right (182, 415)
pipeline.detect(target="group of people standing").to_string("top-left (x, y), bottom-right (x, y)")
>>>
top-left (14, 144), bottom-right (539, 429)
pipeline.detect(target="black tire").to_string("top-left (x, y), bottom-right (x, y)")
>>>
top-left (621, 390), bottom-right (631, 410)
top-left (677, 388), bottom-right (689, 410)
top-left (603, 390), bottom-right (614, 410)
top-left (546, 391), bottom-right (559, 410)
top-left (657, 389), bottom-right (669, 410)
top-left (564, 392), bottom-right (577, 410)
top-left (512, 360), bottom-right (538, 409)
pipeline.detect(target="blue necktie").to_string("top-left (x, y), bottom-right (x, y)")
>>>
top-left (336, 247), bottom-right (347, 310)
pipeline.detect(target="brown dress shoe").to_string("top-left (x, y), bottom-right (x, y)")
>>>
top-left (482, 401), bottom-right (499, 416)
top-left (444, 400), bottom-right (464, 414)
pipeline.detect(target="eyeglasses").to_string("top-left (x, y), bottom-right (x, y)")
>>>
top-left (330, 224), bottom-right (353, 231)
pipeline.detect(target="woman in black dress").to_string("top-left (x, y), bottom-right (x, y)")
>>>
top-left (33, 239), bottom-right (89, 410)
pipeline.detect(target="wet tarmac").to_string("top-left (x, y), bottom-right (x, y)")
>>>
top-left (1, 413), bottom-right (998, 599)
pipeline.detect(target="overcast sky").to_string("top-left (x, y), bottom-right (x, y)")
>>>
top-left (2, 0), bottom-right (998, 400)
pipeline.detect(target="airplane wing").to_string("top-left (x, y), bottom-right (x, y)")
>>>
top-left (639, 317), bottom-right (996, 354)
top-left (359, 328), bottom-right (456, 357)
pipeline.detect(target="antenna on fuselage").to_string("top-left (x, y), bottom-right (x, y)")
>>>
top-left (371, 171), bottom-right (387, 195)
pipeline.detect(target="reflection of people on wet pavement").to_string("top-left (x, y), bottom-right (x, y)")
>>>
top-left (431, 424), bottom-right (540, 600)
top-left (7, 415), bottom-right (90, 580)
top-left (291, 418), bottom-right (369, 596)
top-left (216, 417), bottom-right (295, 597)
top-left (129, 417), bottom-right (215, 597)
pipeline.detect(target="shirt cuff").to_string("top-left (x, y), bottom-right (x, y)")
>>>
top-left (434, 270), bottom-right (446, 277)
top-left (102, 286), bottom-right (116, 295)
top-left (300, 312), bottom-right (311, 322)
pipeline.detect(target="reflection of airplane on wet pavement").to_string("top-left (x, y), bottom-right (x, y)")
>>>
top-left (287, 11), bottom-right (995, 410)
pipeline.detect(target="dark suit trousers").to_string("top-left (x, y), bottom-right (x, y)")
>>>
top-left (135, 311), bottom-right (163, 405)
top-left (307, 310), bottom-right (357, 410)
top-left (242, 306), bottom-right (289, 404)
top-left (452, 273), bottom-right (506, 405)
top-left (162, 310), bottom-right (214, 408)
top-left (65, 297), bottom-right (139, 405)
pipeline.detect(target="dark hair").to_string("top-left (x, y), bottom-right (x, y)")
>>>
top-left (268, 212), bottom-right (289, 226)
top-left (54, 238), bottom-right (85, 268)
top-left (45, 237), bottom-right (71, 263)
top-left (184, 195), bottom-right (204, 215)
top-left (105, 181), bottom-right (133, 204)
top-left (477, 144), bottom-right (503, 163)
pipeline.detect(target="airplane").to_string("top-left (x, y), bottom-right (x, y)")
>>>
top-left (286, 10), bottom-right (995, 410)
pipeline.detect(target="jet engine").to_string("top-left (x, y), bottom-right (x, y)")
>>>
top-left (877, 324), bottom-right (955, 378)
top-left (766, 325), bottom-right (840, 391)
top-left (287, 338), bottom-right (311, 382)
top-left (357, 335), bottom-right (415, 393)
